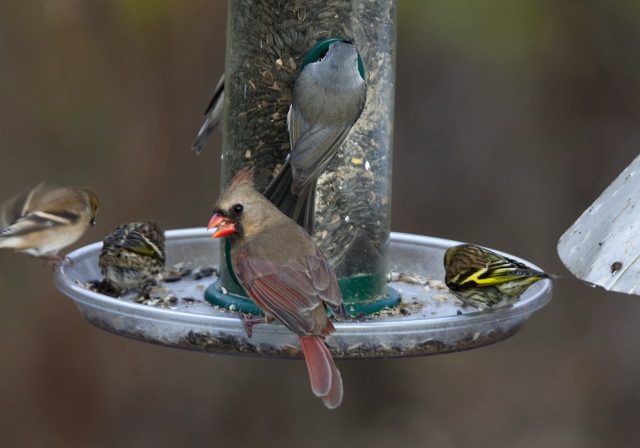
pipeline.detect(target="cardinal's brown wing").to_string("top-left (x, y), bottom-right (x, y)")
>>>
top-left (233, 248), bottom-right (345, 336)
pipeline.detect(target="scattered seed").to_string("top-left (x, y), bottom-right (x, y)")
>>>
top-left (164, 276), bottom-right (184, 283)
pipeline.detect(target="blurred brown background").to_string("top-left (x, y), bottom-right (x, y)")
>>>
top-left (1, 0), bottom-right (640, 446)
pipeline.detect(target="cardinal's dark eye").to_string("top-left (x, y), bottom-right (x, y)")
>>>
top-left (232, 203), bottom-right (244, 215)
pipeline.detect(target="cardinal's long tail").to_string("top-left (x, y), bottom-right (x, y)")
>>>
top-left (299, 335), bottom-right (343, 409)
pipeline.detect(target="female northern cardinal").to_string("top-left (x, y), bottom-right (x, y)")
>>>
top-left (208, 167), bottom-right (347, 408)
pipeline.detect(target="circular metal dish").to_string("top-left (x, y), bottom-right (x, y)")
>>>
top-left (54, 229), bottom-right (552, 359)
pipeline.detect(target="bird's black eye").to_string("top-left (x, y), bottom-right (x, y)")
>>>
top-left (232, 203), bottom-right (244, 215)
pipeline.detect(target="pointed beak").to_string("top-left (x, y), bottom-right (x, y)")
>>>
top-left (207, 213), bottom-right (236, 238)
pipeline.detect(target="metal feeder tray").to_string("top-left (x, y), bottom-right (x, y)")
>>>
top-left (54, 229), bottom-right (552, 359)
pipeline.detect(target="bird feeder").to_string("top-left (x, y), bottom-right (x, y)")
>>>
top-left (208, 0), bottom-right (399, 315)
top-left (54, 0), bottom-right (552, 358)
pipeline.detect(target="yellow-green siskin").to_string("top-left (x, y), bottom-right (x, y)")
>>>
top-left (0, 183), bottom-right (99, 262)
top-left (444, 244), bottom-right (552, 310)
top-left (98, 221), bottom-right (165, 297)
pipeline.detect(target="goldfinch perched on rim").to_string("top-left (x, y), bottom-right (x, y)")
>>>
top-left (0, 183), bottom-right (99, 263)
top-left (444, 244), bottom-right (553, 310)
top-left (98, 221), bottom-right (165, 297)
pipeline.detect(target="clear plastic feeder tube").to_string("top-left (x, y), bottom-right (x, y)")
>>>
top-left (216, 0), bottom-right (397, 310)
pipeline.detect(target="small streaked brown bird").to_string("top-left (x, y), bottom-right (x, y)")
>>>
top-left (208, 168), bottom-right (347, 409)
top-left (444, 244), bottom-right (552, 310)
top-left (98, 221), bottom-right (165, 297)
top-left (0, 183), bottom-right (99, 262)
top-left (192, 73), bottom-right (224, 154)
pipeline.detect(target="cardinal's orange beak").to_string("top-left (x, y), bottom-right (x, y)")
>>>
top-left (207, 213), bottom-right (236, 238)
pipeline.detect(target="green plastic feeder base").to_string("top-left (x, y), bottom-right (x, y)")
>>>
top-left (209, 239), bottom-right (401, 316)
top-left (204, 275), bottom-right (401, 317)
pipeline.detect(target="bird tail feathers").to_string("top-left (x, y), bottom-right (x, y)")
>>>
top-left (299, 335), bottom-right (343, 409)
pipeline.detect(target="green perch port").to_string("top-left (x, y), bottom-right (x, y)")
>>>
top-left (204, 275), bottom-right (401, 317)
top-left (206, 239), bottom-right (401, 316)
